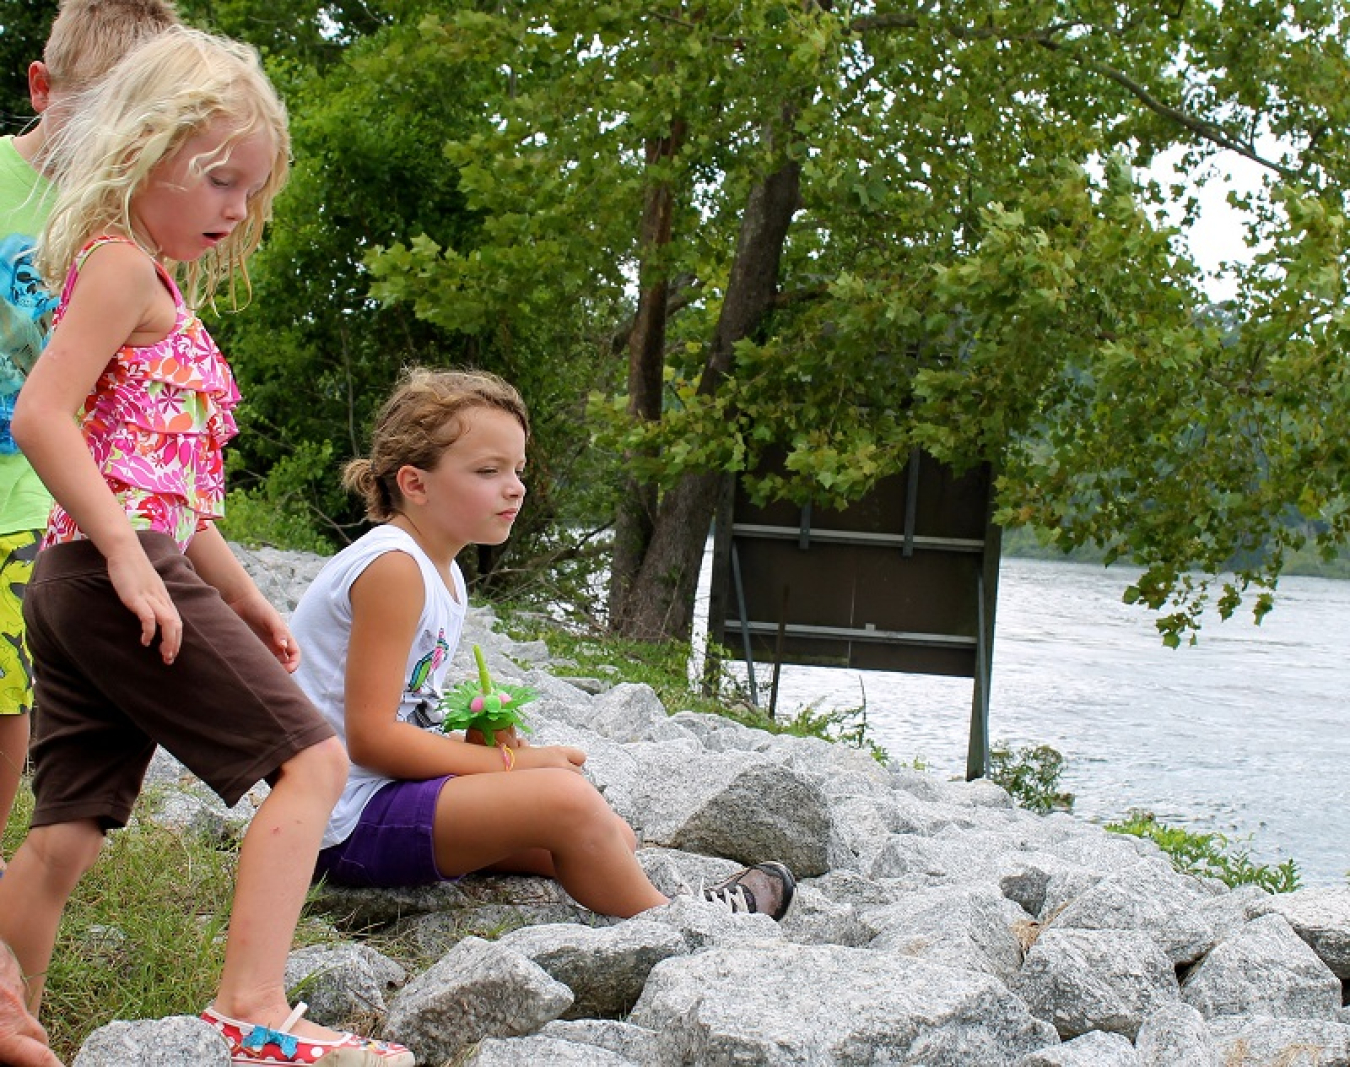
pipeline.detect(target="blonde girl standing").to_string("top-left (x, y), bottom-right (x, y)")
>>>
top-left (0, 26), bottom-right (411, 1066)
top-left (290, 369), bottom-right (796, 921)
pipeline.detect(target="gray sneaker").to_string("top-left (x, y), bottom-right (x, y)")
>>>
top-left (700, 861), bottom-right (796, 920)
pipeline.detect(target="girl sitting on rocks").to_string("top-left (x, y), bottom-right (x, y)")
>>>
top-left (290, 368), bottom-right (795, 920)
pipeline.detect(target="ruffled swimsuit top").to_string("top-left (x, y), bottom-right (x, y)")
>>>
top-left (43, 236), bottom-right (240, 552)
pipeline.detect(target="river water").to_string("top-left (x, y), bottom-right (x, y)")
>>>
top-left (696, 555), bottom-right (1348, 887)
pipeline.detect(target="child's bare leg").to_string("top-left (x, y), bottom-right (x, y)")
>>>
top-left (211, 737), bottom-right (350, 1039)
top-left (434, 769), bottom-right (669, 918)
top-left (0, 713), bottom-right (30, 860)
top-left (0, 819), bottom-right (103, 1010)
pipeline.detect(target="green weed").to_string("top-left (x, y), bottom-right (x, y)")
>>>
top-left (988, 742), bottom-right (1075, 813)
top-left (1106, 809), bottom-right (1302, 893)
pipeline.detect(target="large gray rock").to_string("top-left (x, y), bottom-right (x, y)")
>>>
top-left (1207, 1015), bottom-right (1350, 1066)
top-left (864, 883), bottom-right (1028, 980)
top-left (668, 709), bottom-right (775, 752)
top-left (1047, 858), bottom-right (1216, 964)
top-left (1181, 913), bottom-right (1342, 1020)
top-left (779, 882), bottom-right (871, 947)
top-left (868, 827), bottom-right (1020, 886)
top-left (773, 730), bottom-right (893, 777)
top-left (283, 942), bottom-right (407, 1026)
top-left (999, 853), bottom-right (1096, 918)
top-left (230, 543), bottom-right (329, 615)
top-left (1012, 928), bottom-right (1180, 1040)
top-left (139, 787), bottom-right (251, 843)
top-left (464, 1033), bottom-right (640, 1065)
top-left (807, 867), bottom-right (912, 909)
top-left (75, 1016), bottom-right (229, 1066)
top-left (1263, 886), bottom-right (1350, 980)
top-left (1194, 884), bottom-right (1278, 946)
top-left (312, 872), bottom-right (595, 931)
top-left (641, 894), bottom-right (784, 951)
top-left (1035, 816), bottom-right (1161, 871)
top-left (628, 942), bottom-right (1059, 1065)
top-left (575, 682), bottom-right (699, 743)
top-left (1012, 1029), bottom-right (1141, 1066)
top-left (463, 1017), bottom-right (664, 1064)
top-left (384, 936), bottom-right (572, 1065)
top-left (623, 749), bottom-right (835, 876)
top-left (1133, 1002), bottom-right (1222, 1067)
top-left (536, 1019), bottom-right (662, 1063)
top-left (497, 918), bottom-right (687, 1018)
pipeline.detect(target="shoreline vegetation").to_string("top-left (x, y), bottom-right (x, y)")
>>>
top-left (2, 586), bottom-right (1330, 1062)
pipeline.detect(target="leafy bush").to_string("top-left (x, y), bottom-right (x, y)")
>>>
top-left (988, 742), bottom-right (1075, 813)
top-left (1106, 809), bottom-right (1301, 893)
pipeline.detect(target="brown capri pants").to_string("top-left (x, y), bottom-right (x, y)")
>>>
top-left (22, 531), bottom-right (335, 830)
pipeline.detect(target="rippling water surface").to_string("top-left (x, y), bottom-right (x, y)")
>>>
top-left (697, 555), bottom-right (1349, 887)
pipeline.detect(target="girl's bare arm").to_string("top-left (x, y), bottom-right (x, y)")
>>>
top-left (12, 243), bottom-right (182, 662)
top-left (344, 551), bottom-right (584, 778)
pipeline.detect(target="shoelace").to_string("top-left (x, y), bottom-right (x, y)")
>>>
top-left (700, 883), bottom-right (753, 913)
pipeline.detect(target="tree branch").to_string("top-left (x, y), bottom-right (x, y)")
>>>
top-left (1038, 38), bottom-right (1297, 180)
top-left (849, 10), bottom-right (1299, 181)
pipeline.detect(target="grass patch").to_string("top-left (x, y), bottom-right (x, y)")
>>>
top-left (497, 606), bottom-right (888, 761)
top-left (1, 781), bottom-right (352, 1063)
top-left (3, 783), bottom-right (235, 1062)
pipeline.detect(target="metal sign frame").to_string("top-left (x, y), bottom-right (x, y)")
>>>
top-left (706, 449), bottom-right (1001, 779)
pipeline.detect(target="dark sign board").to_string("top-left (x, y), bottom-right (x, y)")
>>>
top-left (706, 449), bottom-right (1001, 779)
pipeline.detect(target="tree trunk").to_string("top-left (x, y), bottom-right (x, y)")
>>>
top-left (608, 124), bottom-right (687, 628)
top-left (612, 152), bottom-right (802, 640)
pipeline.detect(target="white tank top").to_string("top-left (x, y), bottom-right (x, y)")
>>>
top-left (291, 524), bottom-right (466, 848)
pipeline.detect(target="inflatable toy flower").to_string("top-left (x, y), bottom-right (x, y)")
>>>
top-left (438, 644), bottom-right (536, 740)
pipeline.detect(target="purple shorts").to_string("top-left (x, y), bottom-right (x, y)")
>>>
top-left (313, 776), bottom-right (452, 888)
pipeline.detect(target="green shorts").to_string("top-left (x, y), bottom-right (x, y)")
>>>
top-left (0, 529), bottom-right (41, 717)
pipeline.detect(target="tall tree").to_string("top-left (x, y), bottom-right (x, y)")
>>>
top-left (363, 2), bottom-right (1350, 644)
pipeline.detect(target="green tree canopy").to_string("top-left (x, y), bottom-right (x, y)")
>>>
top-left (199, 0), bottom-right (616, 601)
top-left (365, 0), bottom-right (1350, 645)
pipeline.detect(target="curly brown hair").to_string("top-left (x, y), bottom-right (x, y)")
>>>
top-left (343, 368), bottom-right (530, 522)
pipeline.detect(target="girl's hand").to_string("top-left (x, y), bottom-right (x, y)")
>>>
top-left (106, 544), bottom-right (181, 664)
top-left (226, 589), bottom-right (301, 672)
top-left (515, 744), bottom-right (586, 773)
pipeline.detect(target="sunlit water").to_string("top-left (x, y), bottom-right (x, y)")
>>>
top-left (694, 553), bottom-right (1349, 887)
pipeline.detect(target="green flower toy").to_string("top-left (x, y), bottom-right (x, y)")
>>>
top-left (437, 644), bottom-right (536, 741)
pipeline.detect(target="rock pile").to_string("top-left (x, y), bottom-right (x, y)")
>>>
top-left (71, 546), bottom-right (1350, 1066)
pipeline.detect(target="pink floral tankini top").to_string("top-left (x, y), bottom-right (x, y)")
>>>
top-left (42, 236), bottom-right (240, 553)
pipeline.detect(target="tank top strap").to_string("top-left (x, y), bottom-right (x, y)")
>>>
top-left (64, 235), bottom-right (183, 309)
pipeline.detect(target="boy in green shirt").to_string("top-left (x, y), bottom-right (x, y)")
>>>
top-left (0, 0), bottom-right (180, 864)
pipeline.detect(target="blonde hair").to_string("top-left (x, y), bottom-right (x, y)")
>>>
top-left (36, 25), bottom-right (289, 308)
top-left (345, 369), bottom-right (531, 523)
top-left (43, 0), bottom-right (181, 94)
